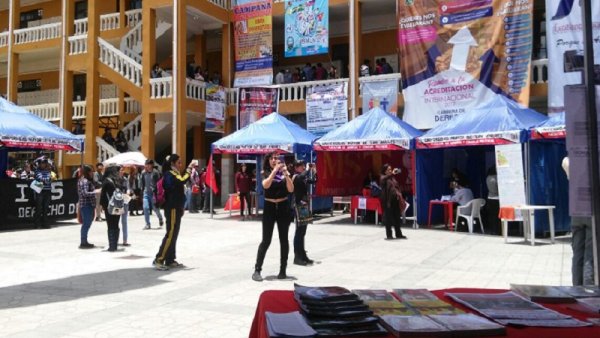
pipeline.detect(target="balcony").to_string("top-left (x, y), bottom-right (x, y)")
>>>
top-left (531, 59), bottom-right (548, 84)
top-left (73, 9), bottom-right (142, 36)
top-left (68, 34), bottom-right (87, 55)
top-left (0, 31), bottom-right (8, 47)
top-left (150, 77), bottom-right (173, 99)
top-left (209, 0), bottom-right (229, 9)
top-left (13, 22), bottom-right (61, 45)
top-left (23, 103), bottom-right (61, 122)
top-left (73, 98), bottom-right (141, 120)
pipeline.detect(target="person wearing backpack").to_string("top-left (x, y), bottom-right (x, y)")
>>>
top-left (100, 164), bottom-right (125, 252)
top-left (140, 159), bottom-right (164, 229)
top-left (153, 154), bottom-right (191, 271)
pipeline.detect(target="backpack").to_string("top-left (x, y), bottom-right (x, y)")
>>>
top-left (155, 177), bottom-right (166, 207)
top-left (106, 179), bottom-right (125, 215)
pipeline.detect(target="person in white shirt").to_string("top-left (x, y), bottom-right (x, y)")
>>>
top-left (275, 70), bottom-right (285, 84)
top-left (450, 181), bottom-right (474, 206)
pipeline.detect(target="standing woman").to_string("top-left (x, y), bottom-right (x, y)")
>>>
top-left (236, 163), bottom-right (253, 219)
top-left (100, 165), bottom-right (123, 251)
top-left (252, 152), bottom-right (294, 281)
top-left (380, 164), bottom-right (407, 240)
top-left (153, 154), bottom-right (190, 271)
top-left (78, 165), bottom-right (98, 249)
top-left (120, 167), bottom-right (131, 246)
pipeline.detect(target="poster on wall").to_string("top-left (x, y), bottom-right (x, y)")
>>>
top-left (205, 84), bottom-right (226, 133)
top-left (305, 82), bottom-right (348, 136)
top-left (495, 144), bottom-right (526, 207)
top-left (233, 0), bottom-right (273, 87)
top-left (545, 0), bottom-right (600, 114)
top-left (398, 0), bottom-right (534, 129)
top-left (284, 0), bottom-right (329, 57)
top-left (0, 179), bottom-right (78, 226)
top-left (361, 80), bottom-right (399, 115)
top-left (238, 87), bottom-right (279, 129)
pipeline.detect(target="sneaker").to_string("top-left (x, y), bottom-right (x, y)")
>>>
top-left (78, 243), bottom-right (95, 249)
top-left (143, 225), bottom-right (151, 230)
top-left (252, 271), bottom-right (263, 282)
top-left (168, 261), bottom-right (184, 268)
top-left (153, 260), bottom-right (169, 271)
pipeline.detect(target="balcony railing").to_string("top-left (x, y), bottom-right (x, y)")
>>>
top-left (100, 13), bottom-right (120, 31)
top-left (186, 79), bottom-right (206, 100)
top-left (125, 9), bottom-right (142, 27)
top-left (68, 35), bottom-right (87, 55)
top-left (24, 103), bottom-right (61, 122)
top-left (14, 22), bottom-right (61, 44)
top-left (531, 58), bottom-right (548, 84)
top-left (276, 78), bottom-right (349, 102)
top-left (150, 77), bottom-right (173, 99)
top-left (358, 73), bottom-right (402, 96)
top-left (0, 31), bottom-right (8, 47)
top-left (74, 18), bottom-right (88, 35)
top-left (98, 37), bottom-right (142, 86)
top-left (72, 98), bottom-right (141, 120)
top-left (209, 0), bottom-right (229, 9)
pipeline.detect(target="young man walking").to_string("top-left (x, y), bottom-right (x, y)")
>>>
top-left (140, 159), bottom-right (164, 229)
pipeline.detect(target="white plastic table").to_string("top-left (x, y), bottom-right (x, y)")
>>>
top-left (501, 205), bottom-right (555, 246)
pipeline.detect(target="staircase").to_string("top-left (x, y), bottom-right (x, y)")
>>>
top-left (98, 37), bottom-right (143, 98)
top-left (121, 114), bottom-right (170, 152)
top-left (96, 136), bottom-right (120, 163)
top-left (119, 18), bottom-right (171, 64)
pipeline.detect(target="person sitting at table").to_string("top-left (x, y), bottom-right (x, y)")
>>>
top-left (449, 168), bottom-right (468, 191)
top-left (380, 164), bottom-right (407, 240)
top-left (450, 180), bottom-right (474, 206)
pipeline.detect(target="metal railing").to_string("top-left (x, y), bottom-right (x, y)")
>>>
top-left (14, 22), bottom-right (61, 44)
top-left (68, 34), bottom-right (87, 55)
top-left (531, 58), bottom-right (548, 84)
top-left (0, 31), bottom-right (8, 47)
top-left (150, 77), bottom-right (173, 98)
top-left (98, 37), bottom-right (142, 86)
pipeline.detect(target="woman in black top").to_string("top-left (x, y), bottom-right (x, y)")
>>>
top-left (380, 164), bottom-right (407, 240)
top-left (100, 164), bottom-right (123, 251)
top-left (153, 154), bottom-right (190, 271)
top-left (252, 152), bottom-right (294, 281)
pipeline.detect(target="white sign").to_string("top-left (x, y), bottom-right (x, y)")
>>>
top-left (306, 82), bottom-right (348, 136)
top-left (358, 197), bottom-right (366, 210)
top-left (495, 144), bottom-right (526, 207)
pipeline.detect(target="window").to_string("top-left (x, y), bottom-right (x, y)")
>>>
top-left (17, 80), bottom-right (42, 93)
top-left (75, 1), bottom-right (88, 20)
top-left (73, 74), bottom-right (86, 101)
top-left (20, 9), bottom-right (42, 29)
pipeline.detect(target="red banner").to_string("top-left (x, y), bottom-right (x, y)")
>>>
top-left (315, 151), bottom-right (414, 196)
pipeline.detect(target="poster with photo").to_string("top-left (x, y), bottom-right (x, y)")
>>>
top-left (284, 0), bottom-right (329, 57)
top-left (205, 84), bottom-right (226, 133)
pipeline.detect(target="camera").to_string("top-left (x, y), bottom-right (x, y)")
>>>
top-left (392, 168), bottom-right (401, 175)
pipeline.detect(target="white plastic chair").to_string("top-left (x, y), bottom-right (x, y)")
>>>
top-left (455, 198), bottom-right (486, 234)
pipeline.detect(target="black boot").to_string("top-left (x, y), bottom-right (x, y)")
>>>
top-left (277, 265), bottom-right (287, 279)
top-left (252, 266), bottom-right (263, 282)
top-left (303, 251), bottom-right (314, 265)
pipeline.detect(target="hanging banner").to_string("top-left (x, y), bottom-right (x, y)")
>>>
top-left (233, 0), bottom-right (273, 87)
top-left (495, 144), bottom-right (526, 207)
top-left (284, 0), bottom-right (329, 57)
top-left (205, 84), bottom-right (226, 133)
top-left (0, 178), bottom-right (78, 226)
top-left (398, 0), bottom-right (534, 129)
top-left (545, 0), bottom-right (600, 113)
top-left (305, 82), bottom-right (348, 137)
top-left (361, 80), bottom-right (399, 115)
top-left (238, 87), bottom-right (279, 129)
top-left (315, 151), bottom-right (413, 196)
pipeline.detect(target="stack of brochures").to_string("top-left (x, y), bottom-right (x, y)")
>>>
top-left (293, 284), bottom-right (388, 336)
top-left (393, 289), bottom-right (464, 315)
top-left (446, 291), bottom-right (592, 327)
top-left (265, 311), bottom-right (316, 338)
top-left (352, 289), bottom-right (416, 316)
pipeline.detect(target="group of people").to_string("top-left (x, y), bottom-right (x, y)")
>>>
top-left (77, 154), bottom-right (190, 271)
top-left (150, 63), bottom-right (222, 85)
top-left (274, 63), bottom-right (337, 84)
top-left (360, 58), bottom-right (394, 77)
top-left (252, 153), bottom-right (317, 282)
top-left (101, 128), bottom-right (129, 153)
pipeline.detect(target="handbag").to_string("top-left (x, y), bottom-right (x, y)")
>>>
top-left (294, 204), bottom-right (312, 227)
top-left (191, 184), bottom-right (200, 195)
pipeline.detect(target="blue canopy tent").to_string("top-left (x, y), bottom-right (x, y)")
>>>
top-left (415, 95), bottom-right (547, 233)
top-left (529, 113), bottom-right (569, 235)
top-left (0, 98), bottom-right (83, 177)
top-left (211, 113), bottom-right (323, 211)
top-left (313, 107), bottom-right (423, 221)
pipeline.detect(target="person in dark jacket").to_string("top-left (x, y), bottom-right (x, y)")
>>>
top-left (100, 164), bottom-right (123, 251)
top-left (380, 164), bottom-right (407, 240)
top-left (292, 160), bottom-right (317, 266)
top-left (78, 165), bottom-right (98, 249)
top-left (153, 154), bottom-right (190, 271)
top-left (34, 158), bottom-right (53, 229)
top-left (235, 163), bottom-right (253, 219)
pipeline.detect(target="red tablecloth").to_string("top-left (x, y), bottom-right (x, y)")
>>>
top-left (248, 289), bottom-right (600, 338)
top-left (350, 195), bottom-right (382, 221)
top-left (428, 200), bottom-right (455, 229)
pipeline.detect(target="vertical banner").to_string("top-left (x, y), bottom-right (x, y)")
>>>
top-left (495, 144), bottom-right (526, 207)
top-left (238, 87), bottom-right (279, 129)
top-left (284, 0), bottom-right (329, 57)
top-left (233, 0), bottom-right (273, 87)
top-left (545, 0), bottom-right (600, 113)
top-left (306, 82), bottom-right (348, 136)
top-left (398, 0), bottom-right (534, 129)
top-left (205, 84), bottom-right (226, 133)
top-left (361, 80), bottom-right (399, 115)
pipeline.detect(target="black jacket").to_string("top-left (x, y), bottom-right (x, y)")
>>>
top-left (163, 169), bottom-right (190, 209)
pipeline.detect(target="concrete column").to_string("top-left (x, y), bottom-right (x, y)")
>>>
top-left (7, 0), bottom-right (20, 102)
top-left (119, 0), bottom-right (126, 29)
top-left (141, 6), bottom-right (156, 159)
top-left (221, 23), bottom-right (231, 87)
top-left (349, 0), bottom-right (361, 119)
top-left (194, 33), bottom-right (205, 69)
top-left (84, 0), bottom-right (102, 164)
top-left (193, 125), bottom-right (205, 160)
top-left (172, 0), bottom-right (187, 164)
top-left (221, 117), bottom-right (235, 204)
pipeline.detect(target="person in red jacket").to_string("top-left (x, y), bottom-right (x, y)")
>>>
top-left (235, 163), bottom-right (253, 219)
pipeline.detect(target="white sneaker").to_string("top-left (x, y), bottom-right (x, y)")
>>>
top-left (153, 260), bottom-right (169, 271)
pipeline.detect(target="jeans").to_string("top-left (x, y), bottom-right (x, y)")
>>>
top-left (293, 222), bottom-right (308, 259)
top-left (155, 208), bottom-right (183, 264)
top-left (121, 203), bottom-right (129, 243)
top-left (254, 200), bottom-right (291, 271)
top-left (143, 191), bottom-right (163, 226)
top-left (105, 213), bottom-right (120, 250)
top-left (572, 217), bottom-right (595, 285)
top-left (184, 187), bottom-right (191, 210)
top-left (239, 192), bottom-right (251, 216)
top-left (34, 190), bottom-right (51, 228)
top-left (80, 205), bottom-right (94, 244)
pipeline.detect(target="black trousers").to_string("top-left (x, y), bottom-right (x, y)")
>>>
top-left (294, 221), bottom-right (308, 258)
top-left (105, 213), bottom-right (120, 250)
top-left (255, 200), bottom-right (291, 271)
top-left (239, 192), bottom-right (251, 216)
top-left (155, 208), bottom-right (183, 264)
top-left (34, 190), bottom-right (51, 228)
top-left (383, 197), bottom-right (403, 239)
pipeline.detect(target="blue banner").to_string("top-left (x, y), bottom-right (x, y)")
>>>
top-left (284, 0), bottom-right (329, 57)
